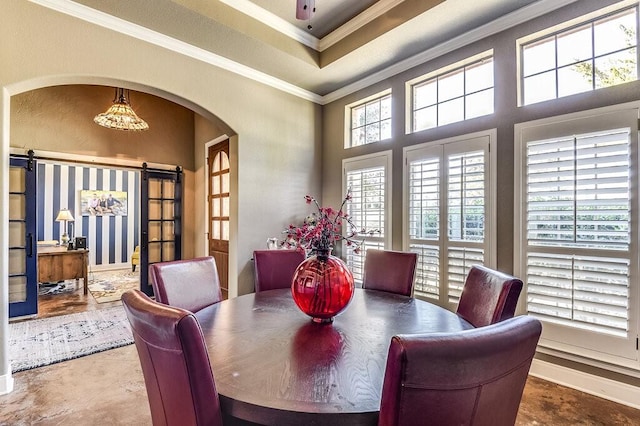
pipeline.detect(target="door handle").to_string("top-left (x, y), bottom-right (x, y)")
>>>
top-left (27, 233), bottom-right (34, 257)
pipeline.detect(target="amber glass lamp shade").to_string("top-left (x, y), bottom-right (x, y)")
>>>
top-left (94, 88), bottom-right (149, 131)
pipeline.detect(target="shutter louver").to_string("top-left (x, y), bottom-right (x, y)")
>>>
top-left (447, 246), bottom-right (484, 303)
top-left (407, 141), bottom-right (489, 303)
top-left (446, 150), bottom-right (486, 302)
top-left (409, 157), bottom-right (440, 299)
top-left (525, 129), bottom-right (631, 337)
top-left (448, 151), bottom-right (485, 241)
top-left (346, 165), bottom-right (386, 283)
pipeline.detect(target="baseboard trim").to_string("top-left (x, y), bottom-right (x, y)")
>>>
top-left (530, 359), bottom-right (640, 410)
top-left (0, 372), bottom-right (14, 395)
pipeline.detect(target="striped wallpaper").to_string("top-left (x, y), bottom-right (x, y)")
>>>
top-left (37, 161), bottom-right (140, 269)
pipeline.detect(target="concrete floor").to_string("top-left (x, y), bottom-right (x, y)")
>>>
top-left (1, 341), bottom-right (639, 425)
top-left (2, 285), bottom-right (639, 425)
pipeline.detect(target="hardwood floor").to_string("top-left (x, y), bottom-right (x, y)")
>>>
top-left (37, 280), bottom-right (121, 318)
top-left (5, 282), bottom-right (638, 425)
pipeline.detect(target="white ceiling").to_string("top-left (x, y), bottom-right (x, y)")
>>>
top-left (53, 0), bottom-right (580, 101)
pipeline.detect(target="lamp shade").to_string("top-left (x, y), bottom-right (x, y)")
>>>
top-left (55, 209), bottom-right (75, 222)
top-left (94, 88), bottom-right (149, 131)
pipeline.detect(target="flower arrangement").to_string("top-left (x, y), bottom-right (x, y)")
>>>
top-left (283, 191), bottom-right (378, 255)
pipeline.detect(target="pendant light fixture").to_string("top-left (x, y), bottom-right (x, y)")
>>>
top-left (94, 87), bottom-right (149, 131)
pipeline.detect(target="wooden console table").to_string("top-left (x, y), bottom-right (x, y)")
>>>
top-left (37, 247), bottom-right (89, 295)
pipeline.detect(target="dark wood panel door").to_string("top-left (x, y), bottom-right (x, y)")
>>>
top-left (208, 141), bottom-right (229, 292)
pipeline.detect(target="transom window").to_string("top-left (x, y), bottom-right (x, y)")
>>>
top-left (345, 90), bottom-right (392, 148)
top-left (407, 51), bottom-right (494, 133)
top-left (519, 5), bottom-right (638, 106)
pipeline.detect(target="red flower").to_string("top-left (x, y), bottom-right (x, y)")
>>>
top-left (281, 191), bottom-right (379, 255)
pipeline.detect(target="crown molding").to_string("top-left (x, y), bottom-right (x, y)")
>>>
top-left (219, 0), bottom-right (404, 53)
top-left (320, 0), bottom-right (581, 104)
top-left (29, 0), bottom-right (582, 106)
top-left (29, 0), bottom-right (322, 104)
top-left (319, 0), bottom-right (405, 51)
top-left (218, 0), bottom-right (320, 50)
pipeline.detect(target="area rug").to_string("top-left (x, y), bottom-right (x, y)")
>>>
top-left (9, 305), bottom-right (133, 373)
top-left (38, 282), bottom-right (77, 296)
top-left (88, 269), bottom-right (140, 303)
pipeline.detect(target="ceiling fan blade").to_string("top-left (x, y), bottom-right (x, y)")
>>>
top-left (296, 0), bottom-right (315, 20)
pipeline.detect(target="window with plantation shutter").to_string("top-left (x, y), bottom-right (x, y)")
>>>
top-left (404, 131), bottom-right (495, 310)
top-left (515, 107), bottom-right (639, 369)
top-left (343, 152), bottom-right (392, 283)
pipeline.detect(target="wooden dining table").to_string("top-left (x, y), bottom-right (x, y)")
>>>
top-left (194, 288), bottom-right (474, 426)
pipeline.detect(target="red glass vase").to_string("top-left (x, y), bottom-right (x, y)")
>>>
top-left (291, 250), bottom-right (355, 323)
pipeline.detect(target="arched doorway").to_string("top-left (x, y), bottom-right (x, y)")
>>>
top-left (6, 83), bottom-right (237, 312)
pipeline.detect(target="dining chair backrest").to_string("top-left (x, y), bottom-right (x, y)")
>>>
top-left (456, 264), bottom-right (523, 327)
top-left (149, 256), bottom-right (222, 313)
top-left (362, 249), bottom-right (418, 297)
top-left (253, 249), bottom-right (306, 292)
top-left (122, 290), bottom-right (223, 426)
top-left (378, 315), bottom-right (542, 426)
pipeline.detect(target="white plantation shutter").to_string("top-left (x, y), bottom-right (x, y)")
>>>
top-left (526, 252), bottom-right (630, 335)
top-left (515, 107), bottom-right (639, 368)
top-left (343, 152), bottom-right (391, 283)
top-left (525, 130), bottom-right (631, 336)
top-left (405, 132), bottom-right (494, 307)
top-left (446, 149), bottom-right (486, 303)
top-left (447, 247), bottom-right (484, 303)
top-left (408, 154), bottom-right (441, 299)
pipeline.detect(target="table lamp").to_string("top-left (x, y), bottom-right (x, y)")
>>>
top-left (55, 208), bottom-right (75, 245)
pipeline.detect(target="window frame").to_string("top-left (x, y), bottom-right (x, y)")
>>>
top-left (403, 129), bottom-right (497, 310)
top-left (514, 103), bottom-right (640, 372)
top-left (344, 89), bottom-right (392, 149)
top-left (405, 50), bottom-right (494, 134)
top-left (516, 0), bottom-right (640, 107)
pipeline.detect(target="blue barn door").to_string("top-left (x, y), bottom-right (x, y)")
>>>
top-left (9, 153), bottom-right (38, 318)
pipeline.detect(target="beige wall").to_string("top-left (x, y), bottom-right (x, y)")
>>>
top-left (0, 0), bottom-right (320, 384)
top-left (1, 0), bottom-right (320, 291)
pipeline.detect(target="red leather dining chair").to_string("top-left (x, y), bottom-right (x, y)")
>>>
top-left (456, 264), bottom-right (523, 327)
top-left (362, 249), bottom-right (418, 296)
top-left (149, 256), bottom-right (222, 313)
top-left (253, 249), bottom-right (306, 292)
top-left (378, 315), bottom-right (542, 426)
top-left (122, 290), bottom-right (223, 426)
